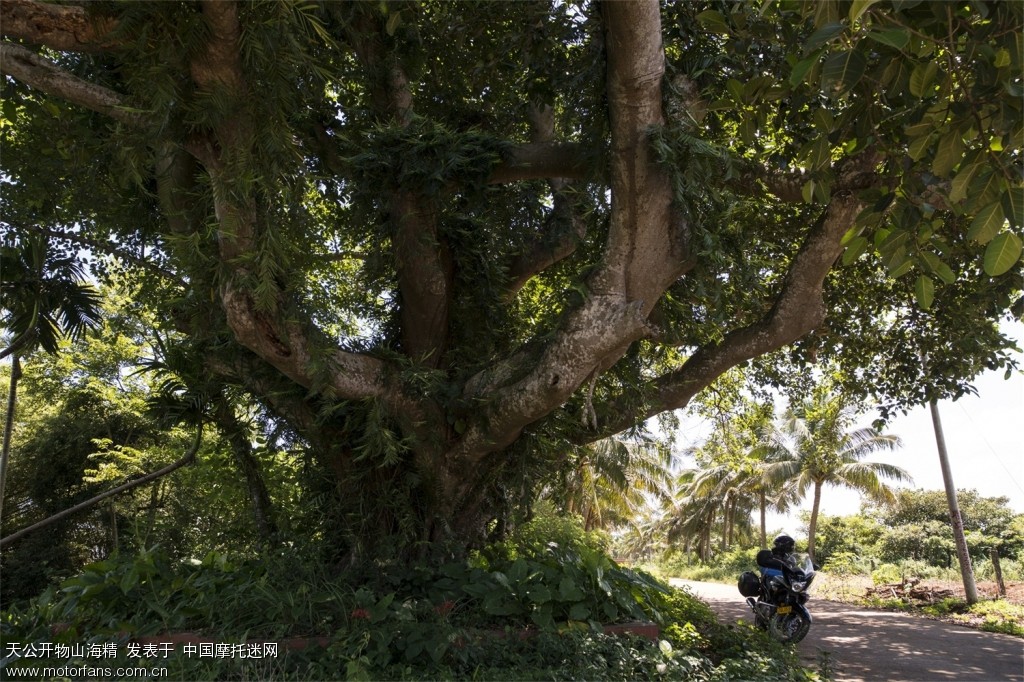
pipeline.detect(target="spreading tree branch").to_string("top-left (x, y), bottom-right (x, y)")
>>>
top-left (0, 42), bottom-right (143, 126)
top-left (587, 191), bottom-right (866, 443)
top-left (0, 0), bottom-right (119, 52)
top-left (487, 142), bottom-right (591, 185)
top-left (590, 0), bottom-right (687, 305)
top-left (17, 223), bottom-right (184, 285)
top-left (448, 0), bottom-right (682, 476)
top-left (347, 9), bottom-right (451, 370)
top-left (503, 104), bottom-right (587, 300)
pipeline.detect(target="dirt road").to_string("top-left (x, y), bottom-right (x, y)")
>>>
top-left (671, 579), bottom-right (1024, 682)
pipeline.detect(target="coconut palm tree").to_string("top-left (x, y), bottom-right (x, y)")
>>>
top-left (553, 437), bottom-right (675, 532)
top-left (762, 393), bottom-right (911, 560)
top-left (674, 460), bottom-right (757, 552)
top-left (0, 236), bottom-right (101, 518)
top-left (746, 450), bottom-right (803, 549)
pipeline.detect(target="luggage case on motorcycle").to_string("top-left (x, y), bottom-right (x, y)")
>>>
top-left (738, 571), bottom-right (760, 597)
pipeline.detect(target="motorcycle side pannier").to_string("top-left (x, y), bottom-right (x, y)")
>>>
top-left (738, 571), bottom-right (760, 597)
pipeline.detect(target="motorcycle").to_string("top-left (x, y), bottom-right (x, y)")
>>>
top-left (737, 555), bottom-right (815, 643)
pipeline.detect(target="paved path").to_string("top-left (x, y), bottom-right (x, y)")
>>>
top-left (671, 579), bottom-right (1024, 682)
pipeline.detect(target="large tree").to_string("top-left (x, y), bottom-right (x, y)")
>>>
top-left (1, 1), bottom-right (1020, 555)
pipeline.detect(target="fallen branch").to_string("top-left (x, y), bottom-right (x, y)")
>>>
top-left (864, 581), bottom-right (955, 603)
top-left (0, 426), bottom-right (203, 549)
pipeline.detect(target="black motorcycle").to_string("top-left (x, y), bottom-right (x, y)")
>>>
top-left (737, 555), bottom-right (815, 643)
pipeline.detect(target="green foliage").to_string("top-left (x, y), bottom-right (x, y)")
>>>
top-left (811, 513), bottom-right (884, 567)
top-left (1, 539), bottom-right (822, 680)
top-left (859, 589), bottom-right (1024, 639)
top-left (969, 599), bottom-right (1024, 637)
top-left (348, 117), bottom-right (508, 196)
top-left (656, 548), bottom-right (762, 584)
top-left (0, 231), bottom-right (102, 357)
top-left (871, 560), bottom-right (955, 586)
top-left (871, 489), bottom-right (1024, 565)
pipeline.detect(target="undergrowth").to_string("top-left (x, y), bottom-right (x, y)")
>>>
top-left (0, 523), bottom-right (824, 680)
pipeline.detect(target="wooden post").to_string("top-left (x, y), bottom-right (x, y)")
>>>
top-left (991, 547), bottom-right (1006, 597)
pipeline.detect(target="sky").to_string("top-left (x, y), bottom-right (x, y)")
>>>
top-left (672, 321), bottom-right (1024, 538)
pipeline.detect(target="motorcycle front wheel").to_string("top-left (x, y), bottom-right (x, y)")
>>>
top-left (768, 613), bottom-right (810, 644)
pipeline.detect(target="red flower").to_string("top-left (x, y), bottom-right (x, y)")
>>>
top-left (434, 600), bottom-right (456, 616)
top-left (350, 608), bottom-right (371, 620)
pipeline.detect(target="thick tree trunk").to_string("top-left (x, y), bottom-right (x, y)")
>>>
top-left (0, 0), bottom-right (889, 558)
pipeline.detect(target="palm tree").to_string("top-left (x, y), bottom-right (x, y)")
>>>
top-left (674, 460), bottom-right (757, 553)
top-left (762, 393), bottom-right (911, 560)
top-left (745, 450), bottom-right (803, 549)
top-left (552, 437), bottom-right (674, 532)
top-left (0, 236), bottom-right (101, 519)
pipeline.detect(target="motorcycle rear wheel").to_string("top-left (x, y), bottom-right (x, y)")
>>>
top-left (769, 613), bottom-right (810, 643)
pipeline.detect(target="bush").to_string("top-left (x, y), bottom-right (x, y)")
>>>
top-left (655, 547), bottom-right (761, 583)
top-left (822, 551), bottom-right (870, 577)
top-left (975, 557), bottom-right (1024, 582)
top-left (870, 560), bottom-right (959, 585)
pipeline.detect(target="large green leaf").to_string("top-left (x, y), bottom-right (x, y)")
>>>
top-left (867, 29), bottom-right (910, 50)
top-left (849, 0), bottom-right (881, 23)
top-left (822, 50), bottom-right (867, 93)
top-left (696, 10), bottom-right (730, 34)
top-left (1002, 187), bottom-right (1024, 228)
top-left (931, 131), bottom-right (964, 178)
top-left (805, 24), bottom-right (846, 53)
top-left (842, 236), bottom-right (870, 265)
top-left (983, 232), bottom-right (1022, 276)
top-left (921, 252), bottom-right (956, 284)
top-left (790, 53), bottom-right (820, 87)
top-left (949, 162), bottom-right (983, 204)
top-left (966, 170), bottom-right (1006, 213)
top-left (967, 202), bottom-right (1006, 244)
top-left (909, 61), bottom-right (938, 97)
top-left (914, 275), bottom-right (935, 309)
top-left (907, 133), bottom-right (933, 161)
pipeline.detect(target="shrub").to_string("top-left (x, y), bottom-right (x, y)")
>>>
top-left (870, 560), bottom-right (959, 585)
top-left (975, 557), bottom-right (1024, 582)
top-left (655, 547), bottom-right (762, 583)
top-left (822, 551), bottom-right (870, 577)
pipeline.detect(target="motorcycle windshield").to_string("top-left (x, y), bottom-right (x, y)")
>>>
top-left (790, 554), bottom-right (815, 578)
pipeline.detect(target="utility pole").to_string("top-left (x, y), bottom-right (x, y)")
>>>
top-left (929, 399), bottom-right (979, 605)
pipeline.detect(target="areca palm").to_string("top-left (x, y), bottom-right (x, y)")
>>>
top-left (762, 395), bottom-right (911, 559)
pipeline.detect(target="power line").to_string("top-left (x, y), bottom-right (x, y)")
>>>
top-left (954, 401), bottom-right (1024, 496)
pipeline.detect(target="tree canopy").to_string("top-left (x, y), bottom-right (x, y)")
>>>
top-left (2, 0), bottom-right (1021, 554)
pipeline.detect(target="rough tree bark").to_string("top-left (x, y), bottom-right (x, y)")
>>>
top-left (0, 0), bottom-right (884, 549)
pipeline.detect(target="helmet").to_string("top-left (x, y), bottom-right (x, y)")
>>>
top-left (772, 534), bottom-right (795, 554)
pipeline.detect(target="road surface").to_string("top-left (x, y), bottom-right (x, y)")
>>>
top-left (671, 579), bottom-right (1024, 682)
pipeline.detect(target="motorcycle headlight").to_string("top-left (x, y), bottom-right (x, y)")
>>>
top-left (791, 580), bottom-right (807, 591)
